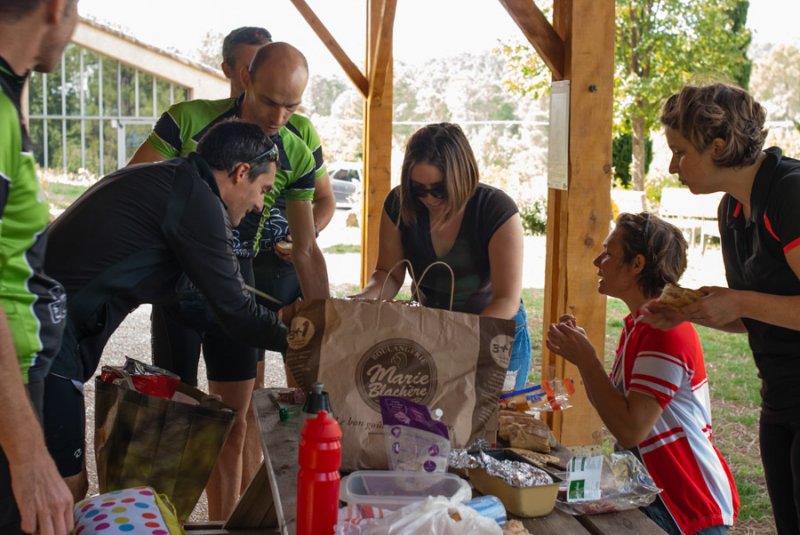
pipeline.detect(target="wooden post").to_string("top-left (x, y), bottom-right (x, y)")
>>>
top-left (541, 0), bottom-right (615, 446)
top-left (360, 0), bottom-right (395, 286)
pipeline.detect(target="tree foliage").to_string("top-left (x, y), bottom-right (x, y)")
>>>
top-left (500, 0), bottom-right (752, 190)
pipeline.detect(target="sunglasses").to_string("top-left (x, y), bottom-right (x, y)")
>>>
top-left (410, 181), bottom-right (447, 200)
top-left (247, 143), bottom-right (279, 166)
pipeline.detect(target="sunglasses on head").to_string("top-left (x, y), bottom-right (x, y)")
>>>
top-left (410, 181), bottom-right (447, 200)
top-left (247, 143), bottom-right (279, 166)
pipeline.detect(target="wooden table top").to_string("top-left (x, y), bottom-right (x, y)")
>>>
top-left (251, 388), bottom-right (665, 535)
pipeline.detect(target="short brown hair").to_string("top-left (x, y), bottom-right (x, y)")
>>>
top-left (398, 123), bottom-right (479, 225)
top-left (222, 27), bottom-right (272, 67)
top-left (660, 83), bottom-right (768, 167)
top-left (615, 212), bottom-right (688, 298)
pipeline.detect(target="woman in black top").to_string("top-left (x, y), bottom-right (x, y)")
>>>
top-left (353, 123), bottom-right (530, 390)
top-left (642, 83), bottom-right (800, 535)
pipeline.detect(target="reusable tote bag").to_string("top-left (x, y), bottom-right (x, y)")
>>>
top-left (94, 378), bottom-right (235, 520)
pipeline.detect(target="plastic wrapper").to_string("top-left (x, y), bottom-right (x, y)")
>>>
top-left (447, 449), bottom-right (552, 488)
top-left (380, 396), bottom-right (450, 472)
top-left (335, 496), bottom-right (502, 535)
top-left (499, 378), bottom-right (575, 413)
top-left (555, 451), bottom-right (661, 515)
top-left (99, 357), bottom-right (180, 399)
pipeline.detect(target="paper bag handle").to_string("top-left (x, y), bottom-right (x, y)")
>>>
top-left (416, 261), bottom-right (455, 311)
top-left (378, 259), bottom-right (456, 311)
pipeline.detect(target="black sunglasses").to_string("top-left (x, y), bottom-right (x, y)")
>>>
top-left (410, 181), bottom-right (447, 200)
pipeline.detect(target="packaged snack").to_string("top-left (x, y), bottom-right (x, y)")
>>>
top-left (379, 396), bottom-right (450, 473)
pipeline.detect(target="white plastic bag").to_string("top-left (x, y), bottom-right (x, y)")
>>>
top-left (336, 496), bottom-right (502, 535)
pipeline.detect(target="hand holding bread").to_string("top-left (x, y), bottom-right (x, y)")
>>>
top-left (657, 283), bottom-right (705, 309)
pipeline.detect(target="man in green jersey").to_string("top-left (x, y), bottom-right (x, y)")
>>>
top-left (0, 1), bottom-right (78, 533)
top-left (129, 42), bottom-right (330, 519)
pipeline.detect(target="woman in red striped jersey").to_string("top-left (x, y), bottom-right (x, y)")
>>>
top-left (547, 212), bottom-right (738, 535)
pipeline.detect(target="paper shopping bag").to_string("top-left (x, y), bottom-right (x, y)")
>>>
top-left (94, 378), bottom-right (235, 520)
top-left (284, 298), bottom-right (515, 471)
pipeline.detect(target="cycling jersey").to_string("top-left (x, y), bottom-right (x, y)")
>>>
top-left (45, 154), bottom-right (287, 381)
top-left (0, 57), bottom-right (66, 384)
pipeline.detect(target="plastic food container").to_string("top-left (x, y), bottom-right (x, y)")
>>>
top-left (341, 470), bottom-right (472, 510)
top-left (468, 450), bottom-right (561, 518)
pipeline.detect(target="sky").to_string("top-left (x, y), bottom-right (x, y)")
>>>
top-left (78, 0), bottom-right (800, 78)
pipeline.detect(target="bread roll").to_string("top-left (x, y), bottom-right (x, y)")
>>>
top-left (658, 283), bottom-right (704, 309)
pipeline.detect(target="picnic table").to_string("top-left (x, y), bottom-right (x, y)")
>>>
top-left (187, 388), bottom-right (665, 534)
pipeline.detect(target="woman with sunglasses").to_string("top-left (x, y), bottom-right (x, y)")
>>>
top-left (547, 212), bottom-right (738, 535)
top-left (353, 122), bottom-right (530, 389)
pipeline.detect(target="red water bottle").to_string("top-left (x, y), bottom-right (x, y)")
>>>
top-left (296, 410), bottom-right (342, 535)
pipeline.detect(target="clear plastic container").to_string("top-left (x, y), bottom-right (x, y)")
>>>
top-left (340, 470), bottom-right (471, 510)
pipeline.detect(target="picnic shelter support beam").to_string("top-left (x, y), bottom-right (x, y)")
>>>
top-left (541, 0), bottom-right (614, 445)
top-left (361, 0), bottom-right (395, 285)
top-left (289, 0), bottom-right (369, 97)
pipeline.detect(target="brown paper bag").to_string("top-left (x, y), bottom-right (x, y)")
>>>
top-left (94, 379), bottom-right (235, 520)
top-left (283, 298), bottom-right (514, 471)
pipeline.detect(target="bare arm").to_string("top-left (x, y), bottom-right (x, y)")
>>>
top-left (127, 141), bottom-right (167, 166)
top-left (641, 300), bottom-right (747, 333)
top-left (546, 316), bottom-right (662, 448)
top-left (286, 199), bottom-right (330, 300)
top-left (482, 213), bottom-right (524, 319)
top-left (351, 209), bottom-right (407, 300)
top-left (676, 247), bottom-right (800, 331)
top-left (311, 173), bottom-right (336, 232)
top-left (0, 307), bottom-right (73, 535)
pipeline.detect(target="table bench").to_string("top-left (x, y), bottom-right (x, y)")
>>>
top-left (192, 388), bottom-right (665, 534)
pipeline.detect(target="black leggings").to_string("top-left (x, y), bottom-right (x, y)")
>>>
top-left (760, 411), bottom-right (800, 535)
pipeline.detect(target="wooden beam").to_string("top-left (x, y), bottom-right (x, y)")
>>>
top-left (541, 0), bottom-right (614, 446)
top-left (360, 0), bottom-right (394, 286)
top-left (499, 0), bottom-right (565, 80)
top-left (368, 0), bottom-right (398, 102)
top-left (289, 0), bottom-right (370, 97)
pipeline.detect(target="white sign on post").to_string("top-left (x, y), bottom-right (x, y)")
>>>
top-left (548, 80), bottom-right (570, 190)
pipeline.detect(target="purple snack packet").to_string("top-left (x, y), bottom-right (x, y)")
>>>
top-left (379, 396), bottom-right (450, 472)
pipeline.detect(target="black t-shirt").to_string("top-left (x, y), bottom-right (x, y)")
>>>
top-left (384, 183), bottom-right (518, 313)
top-left (45, 154), bottom-right (286, 379)
top-left (719, 147), bottom-right (800, 409)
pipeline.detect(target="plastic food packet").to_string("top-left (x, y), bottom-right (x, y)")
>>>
top-left (335, 496), bottom-right (502, 535)
top-left (555, 451), bottom-right (661, 515)
top-left (379, 396), bottom-right (450, 473)
top-left (499, 378), bottom-right (575, 413)
top-left (103, 357), bottom-right (181, 399)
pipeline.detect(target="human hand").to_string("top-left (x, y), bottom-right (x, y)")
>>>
top-left (640, 299), bottom-right (687, 330)
top-left (546, 318), bottom-right (596, 367)
top-left (274, 237), bottom-right (294, 263)
top-left (681, 286), bottom-right (742, 327)
top-left (10, 453), bottom-right (73, 535)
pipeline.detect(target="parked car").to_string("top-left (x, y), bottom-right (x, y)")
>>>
top-left (328, 162), bottom-right (362, 208)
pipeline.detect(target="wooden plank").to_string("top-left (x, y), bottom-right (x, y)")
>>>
top-left (520, 509), bottom-right (592, 533)
top-left (498, 0), bottom-right (565, 80)
top-left (541, 0), bottom-right (614, 447)
top-left (578, 510), bottom-right (667, 534)
top-left (288, 0), bottom-right (369, 97)
top-left (223, 461), bottom-right (277, 530)
top-left (368, 0), bottom-right (398, 102)
top-left (185, 524), bottom-right (278, 535)
top-left (360, 0), bottom-right (394, 286)
top-left (252, 389), bottom-right (304, 535)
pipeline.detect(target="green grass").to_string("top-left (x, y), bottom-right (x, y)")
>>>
top-left (43, 182), bottom-right (88, 210)
top-left (323, 243), bottom-right (361, 254)
top-left (331, 285), bottom-right (771, 532)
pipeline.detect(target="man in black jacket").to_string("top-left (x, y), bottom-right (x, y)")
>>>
top-left (42, 119), bottom-right (288, 500)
